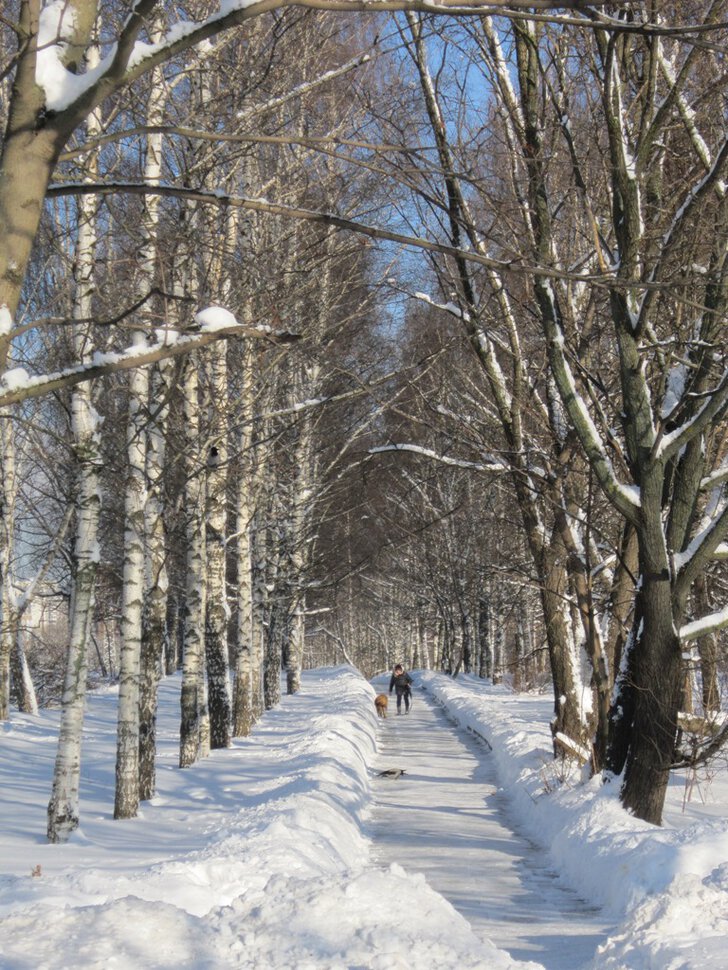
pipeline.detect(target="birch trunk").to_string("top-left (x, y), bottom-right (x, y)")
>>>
top-left (0, 16), bottom-right (66, 325)
top-left (196, 64), bottom-right (234, 750)
top-left (250, 507), bottom-right (266, 720)
top-left (138, 25), bottom-right (170, 802)
top-left (114, 346), bottom-right (147, 819)
top-left (233, 508), bottom-right (254, 736)
top-left (460, 609), bottom-right (472, 675)
top-left (139, 357), bottom-right (171, 799)
top-left (116, 25), bottom-right (170, 811)
top-left (0, 410), bottom-right (16, 719)
top-left (249, 392), bottom-right (273, 722)
top-left (11, 630), bottom-right (38, 715)
top-left (46, 83), bottom-right (102, 842)
top-left (263, 508), bottom-right (282, 710)
top-left (205, 345), bottom-right (232, 748)
top-left (694, 575), bottom-right (720, 713)
top-left (491, 592), bottom-right (503, 685)
top-left (179, 354), bottom-right (208, 767)
top-left (514, 608), bottom-right (529, 691)
top-left (286, 607), bottom-right (305, 694)
top-left (284, 365), bottom-right (316, 695)
top-left (264, 599), bottom-right (282, 710)
top-left (46, 383), bottom-right (100, 842)
top-left (232, 348), bottom-right (256, 736)
top-left (477, 594), bottom-right (491, 680)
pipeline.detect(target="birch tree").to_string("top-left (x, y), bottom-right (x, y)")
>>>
top-left (46, 95), bottom-right (104, 841)
top-left (0, 409), bottom-right (19, 720)
top-left (125, 21), bottom-right (175, 800)
top-left (231, 344), bottom-right (259, 736)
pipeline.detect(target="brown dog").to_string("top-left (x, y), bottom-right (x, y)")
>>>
top-left (374, 694), bottom-right (389, 718)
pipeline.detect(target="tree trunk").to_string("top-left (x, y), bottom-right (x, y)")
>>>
top-left (114, 347), bottom-right (147, 820)
top-left (11, 629), bottom-right (38, 715)
top-left (137, 19), bottom-right (170, 803)
top-left (619, 575), bottom-right (682, 825)
top-left (46, 119), bottom-right (102, 841)
top-left (286, 607), bottom-right (304, 695)
top-left (0, 410), bottom-right (16, 719)
top-left (694, 574), bottom-right (720, 713)
top-left (250, 509), bottom-right (267, 721)
top-left (139, 359), bottom-right (171, 800)
top-left (232, 351), bottom-right (256, 735)
top-left (0, 24), bottom-right (65, 325)
top-left (540, 531), bottom-right (586, 744)
top-left (204, 346), bottom-right (232, 748)
top-left (46, 383), bottom-right (101, 841)
top-left (478, 594), bottom-right (491, 680)
top-left (179, 354), bottom-right (207, 768)
top-left (264, 600), bottom-right (282, 710)
top-left (461, 609), bottom-right (472, 675)
top-left (233, 515), bottom-right (254, 735)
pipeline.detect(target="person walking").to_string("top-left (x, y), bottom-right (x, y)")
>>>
top-left (389, 664), bottom-right (413, 714)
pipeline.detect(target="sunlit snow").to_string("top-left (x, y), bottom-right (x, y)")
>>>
top-left (1, 667), bottom-right (726, 969)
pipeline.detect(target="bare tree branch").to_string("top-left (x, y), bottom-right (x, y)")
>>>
top-left (0, 323), bottom-right (298, 408)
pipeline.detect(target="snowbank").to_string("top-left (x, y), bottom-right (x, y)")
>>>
top-left (3, 667), bottom-right (726, 968)
top-left (418, 672), bottom-right (728, 969)
top-left (0, 668), bottom-right (533, 970)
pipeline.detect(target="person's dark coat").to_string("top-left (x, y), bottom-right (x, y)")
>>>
top-left (389, 669), bottom-right (413, 712)
top-left (389, 670), bottom-right (413, 693)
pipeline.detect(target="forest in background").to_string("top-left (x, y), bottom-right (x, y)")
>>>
top-left (0, 0), bottom-right (727, 837)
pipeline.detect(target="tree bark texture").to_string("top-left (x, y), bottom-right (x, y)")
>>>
top-left (179, 355), bottom-right (207, 768)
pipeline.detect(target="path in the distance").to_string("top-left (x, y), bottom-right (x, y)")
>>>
top-left (367, 686), bottom-right (613, 970)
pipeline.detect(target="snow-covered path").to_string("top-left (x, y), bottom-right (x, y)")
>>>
top-left (367, 689), bottom-right (613, 969)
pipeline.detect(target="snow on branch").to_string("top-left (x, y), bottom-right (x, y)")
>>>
top-left (414, 291), bottom-right (471, 323)
top-left (544, 302), bottom-right (641, 524)
top-left (412, 291), bottom-right (515, 357)
top-left (674, 499), bottom-right (728, 596)
top-left (658, 367), bottom-right (728, 462)
top-left (713, 543), bottom-right (728, 561)
top-left (369, 443), bottom-right (508, 473)
top-left (701, 461), bottom-right (728, 492)
top-left (0, 312), bottom-right (298, 408)
top-left (35, 1), bottom-right (626, 117)
top-left (31, 0), bottom-right (722, 123)
top-left (553, 732), bottom-right (591, 765)
top-left (680, 604), bottom-right (728, 642)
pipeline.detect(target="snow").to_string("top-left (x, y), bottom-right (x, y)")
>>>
top-left (194, 306), bottom-right (239, 332)
top-left (0, 326), bottom-right (249, 407)
top-left (35, 0), bottom-right (111, 112)
top-left (661, 361), bottom-right (687, 419)
top-left (1, 667), bottom-right (728, 969)
top-left (418, 673), bottom-right (728, 968)
top-left (368, 443), bottom-right (508, 473)
top-left (413, 291), bottom-right (471, 322)
top-left (0, 670), bottom-right (519, 969)
top-left (680, 604), bottom-right (728, 642)
top-left (35, 0), bottom-right (261, 113)
top-left (0, 305), bottom-right (13, 336)
top-left (155, 327), bottom-right (181, 345)
top-left (0, 367), bottom-right (30, 390)
top-left (369, 684), bottom-right (608, 969)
